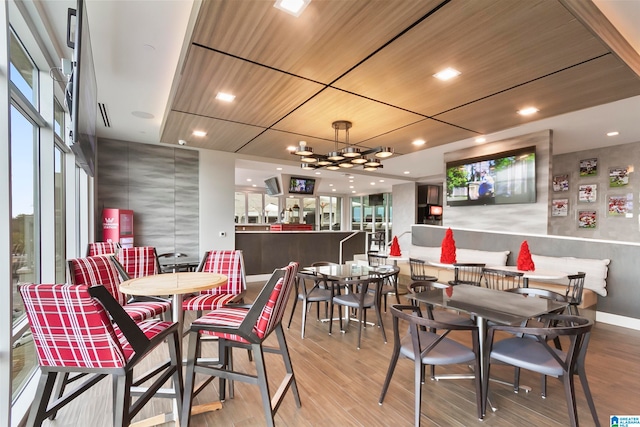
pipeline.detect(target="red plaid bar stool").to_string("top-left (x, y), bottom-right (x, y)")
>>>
top-left (181, 262), bottom-right (301, 427)
top-left (68, 255), bottom-right (171, 322)
top-left (19, 283), bottom-right (183, 427)
top-left (86, 241), bottom-right (120, 257)
top-left (182, 250), bottom-right (247, 316)
top-left (116, 246), bottom-right (162, 279)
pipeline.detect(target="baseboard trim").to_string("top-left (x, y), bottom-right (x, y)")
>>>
top-left (596, 311), bottom-right (640, 331)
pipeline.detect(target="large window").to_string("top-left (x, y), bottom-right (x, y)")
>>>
top-left (351, 193), bottom-right (392, 242)
top-left (54, 144), bottom-right (66, 283)
top-left (319, 196), bottom-right (340, 230)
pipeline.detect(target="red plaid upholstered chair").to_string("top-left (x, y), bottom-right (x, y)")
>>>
top-left (182, 250), bottom-right (247, 315)
top-left (116, 246), bottom-right (162, 279)
top-left (68, 255), bottom-right (171, 322)
top-left (86, 241), bottom-right (120, 257)
top-left (19, 283), bottom-right (182, 427)
top-left (181, 262), bottom-right (300, 427)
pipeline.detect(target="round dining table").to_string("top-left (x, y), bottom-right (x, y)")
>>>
top-left (119, 272), bottom-right (228, 425)
top-left (120, 272), bottom-right (227, 341)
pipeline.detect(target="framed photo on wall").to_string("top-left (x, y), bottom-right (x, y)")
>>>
top-left (609, 167), bottom-right (630, 187)
top-left (580, 158), bottom-right (598, 176)
top-left (578, 210), bottom-right (597, 229)
top-left (552, 199), bottom-right (569, 216)
top-left (553, 174), bottom-right (569, 192)
top-left (578, 184), bottom-right (597, 203)
top-left (608, 194), bottom-right (633, 217)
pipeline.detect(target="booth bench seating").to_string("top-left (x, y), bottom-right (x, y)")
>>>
top-left (394, 246), bottom-right (607, 311)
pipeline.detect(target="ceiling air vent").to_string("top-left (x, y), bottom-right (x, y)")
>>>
top-left (98, 102), bottom-right (111, 127)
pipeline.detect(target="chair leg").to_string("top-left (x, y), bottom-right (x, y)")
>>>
top-left (301, 298), bottom-right (308, 339)
top-left (414, 357), bottom-right (422, 427)
top-left (113, 371), bottom-right (133, 427)
top-left (562, 373), bottom-right (579, 427)
top-left (252, 343), bottom-right (276, 427)
top-left (168, 329), bottom-right (184, 416)
top-left (181, 330), bottom-right (202, 427)
top-left (577, 367), bottom-right (600, 426)
top-left (27, 371), bottom-right (57, 426)
top-left (275, 325), bottom-right (302, 408)
top-left (48, 372), bottom-right (69, 420)
top-left (379, 338), bottom-right (401, 404)
top-left (356, 304), bottom-right (364, 349)
top-left (374, 299), bottom-right (387, 344)
top-left (286, 294), bottom-right (299, 329)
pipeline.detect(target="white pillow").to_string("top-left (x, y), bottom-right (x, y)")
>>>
top-left (456, 248), bottom-right (510, 266)
top-left (408, 245), bottom-right (509, 266)
top-left (531, 254), bottom-right (610, 297)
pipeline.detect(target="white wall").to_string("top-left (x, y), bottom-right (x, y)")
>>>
top-left (199, 149), bottom-right (236, 250)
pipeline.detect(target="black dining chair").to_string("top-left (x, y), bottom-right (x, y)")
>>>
top-left (287, 269), bottom-right (337, 338)
top-left (565, 272), bottom-right (587, 315)
top-left (481, 267), bottom-right (524, 291)
top-left (449, 263), bottom-right (485, 286)
top-left (483, 314), bottom-right (598, 426)
top-left (329, 275), bottom-right (387, 349)
top-left (409, 258), bottom-right (438, 283)
top-left (379, 304), bottom-right (483, 426)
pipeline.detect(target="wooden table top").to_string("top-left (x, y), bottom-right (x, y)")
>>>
top-left (119, 272), bottom-right (227, 296)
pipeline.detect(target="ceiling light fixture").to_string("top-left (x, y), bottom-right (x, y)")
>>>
top-left (291, 120), bottom-right (393, 171)
top-left (412, 139), bottom-right (426, 146)
top-left (433, 67), bottom-right (461, 81)
top-left (274, 0), bottom-right (310, 17)
top-left (518, 107), bottom-right (539, 116)
top-left (215, 92), bottom-right (235, 102)
top-left (193, 130), bottom-right (207, 137)
top-left (607, 131), bottom-right (619, 136)
top-left (475, 136), bottom-right (486, 143)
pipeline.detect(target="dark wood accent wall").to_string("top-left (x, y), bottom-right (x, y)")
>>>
top-left (236, 231), bottom-right (366, 275)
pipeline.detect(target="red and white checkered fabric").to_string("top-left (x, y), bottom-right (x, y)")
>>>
top-left (117, 246), bottom-right (159, 278)
top-left (20, 283), bottom-right (175, 369)
top-left (182, 250), bottom-right (247, 311)
top-left (69, 255), bottom-right (170, 322)
top-left (69, 255), bottom-right (126, 305)
top-left (87, 242), bottom-right (119, 257)
top-left (196, 262), bottom-right (299, 342)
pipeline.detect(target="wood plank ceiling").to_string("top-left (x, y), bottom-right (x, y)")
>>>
top-left (160, 0), bottom-right (640, 165)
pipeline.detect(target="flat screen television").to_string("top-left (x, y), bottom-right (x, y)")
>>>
top-left (65, 0), bottom-right (97, 177)
top-left (445, 146), bottom-right (536, 206)
top-left (369, 193), bottom-right (384, 206)
top-left (289, 176), bottom-right (316, 195)
top-left (264, 176), bottom-right (281, 195)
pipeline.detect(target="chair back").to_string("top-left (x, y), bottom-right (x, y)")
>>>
top-left (19, 283), bottom-right (126, 369)
top-left (451, 263), bottom-right (485, 286)
top-left (481, 267), bottom-right (523, 290)
top-left (566, 272), bottom-right (586, 306)
top-left (368, 252), bottom-right (388, 267)
top-left (68, 255), bottom-right (126, 305)
top-left (117, 246), bottom-right (161, 279)
top-left (253, 262), bottom-right (299, 339)
top-left (86, 241), bottom-right (120, 257)
top-left (409, 258), bottom-right (437, 282)
top-left (198, 250), bottom-right (246, 296)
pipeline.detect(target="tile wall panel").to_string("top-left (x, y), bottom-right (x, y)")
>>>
top-left (97, 139), bottom-right (199, 255)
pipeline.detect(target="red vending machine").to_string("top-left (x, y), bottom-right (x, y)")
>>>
top-left (102, 208), bottom-right (134, 248)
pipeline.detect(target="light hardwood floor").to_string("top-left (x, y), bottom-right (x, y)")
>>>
top-left (40, 281), bottom-right (639, 426)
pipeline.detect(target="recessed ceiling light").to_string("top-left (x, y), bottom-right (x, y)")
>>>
top-left (246, 178), bottom-right (252, 182)
top-left (216, 92), bottom-right (235, 102)
top-left (277, 167), bottom-right (283, 171)
top-left (315, 171), bottom-right (321, 175)
top-left (252, 184), bottom-right (256, 187)
top-left (349, 185), bottom-right (354, 189)
top-left (329, 183), bottom-right (333, 186)
top-left (286, 146), bottom-right (297, 152)
top-left (404, 171), bottom-right (410, 175)
top-left (351, 190), bottom-right (356, 193)
top-left (475, 137), bottom-right (486, 143)
top-left (193, 130), bottom-right (207, 137)
top-left (412, 139), bottom-right (426, 146)
top-left (370, 182), bottom-right (375, 185)
top-left (379, 179), bottom-right (384, 182)
top-left (433, 67), bottom-right (461, 81)
top-left (332, 188), bottom-right (336, 192)
top-left (273, 0), bottom-right (310, 17)
top-left (607, 131), bottom-right (619, 137)
top-left (517, 107), bottom-right (539, 116)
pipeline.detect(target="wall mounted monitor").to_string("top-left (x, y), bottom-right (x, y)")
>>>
top-left (429, 205), bottom-right (443, 216)
top-left (264, 176), bottom-right (281, 195)
top-left (369, 193), bottom-right (384, 206)
top-left (446, 146), bottom-right (536, 206)
top-left (288, 176), bottom-right (316, 195)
